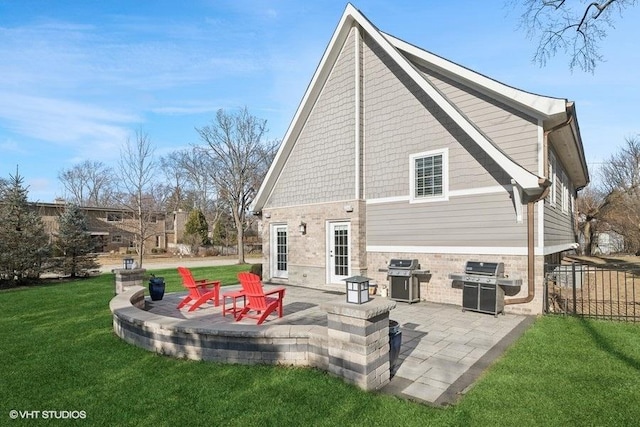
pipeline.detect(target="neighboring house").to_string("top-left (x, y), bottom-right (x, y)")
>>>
top-left (36, 201), bottom-right (189, 254)
top-left (250, 4), bottom-right (589, 314)
top-left (594, 231), bottom-right (624, 255)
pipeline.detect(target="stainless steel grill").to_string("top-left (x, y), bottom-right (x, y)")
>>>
top-left (384, 259), bottom-right (429, 303)
top-left (449, 261), bottom-right (522, 316)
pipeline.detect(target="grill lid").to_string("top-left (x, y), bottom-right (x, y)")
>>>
top-left (464, 261), bottom-right (504, 277)
top-left (388, 259), bottom-right (419, 269)
top-left (382, 259), bottom-right (429, 277)
top-left (449, 261), bottom-right (519, 286)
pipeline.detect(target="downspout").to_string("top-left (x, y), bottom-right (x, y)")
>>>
top-left (505, 201), bottom-right (536, 305)
top-left (505, 110), bottom-right (574, 306)
top-left (354, 24), bottom-right (361, 200)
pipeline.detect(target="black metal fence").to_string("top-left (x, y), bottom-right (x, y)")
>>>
top-left (544, 262), bottom-right (640, 322)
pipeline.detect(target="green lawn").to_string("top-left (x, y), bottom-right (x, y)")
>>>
top-left (1, 266), bottom-right (639, 426)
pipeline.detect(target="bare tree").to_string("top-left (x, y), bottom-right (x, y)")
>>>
top-left (162, 148), bottom-right (219, 247)
top-left (600, 135), bottom-right (640, 194)
top-left (513, 0), bottom-right (637, 72)
top-left (195, 108), bottom-right (278, 264)
top-left (598, 135), bottom-right (640, 253)
top-left (58, 160), bottom-right (116, 207)
top-left (172, 148), bottom-right (217, 211)
top-left (117, 130), bottom-right (161, 266)
top-left (160, 151), bottom-right (189, 213)
top-left (576, 185), bottom-right (606, 255)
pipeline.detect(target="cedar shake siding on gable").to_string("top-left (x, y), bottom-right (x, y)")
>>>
top-left (264, 29), bottom-right (357, 209)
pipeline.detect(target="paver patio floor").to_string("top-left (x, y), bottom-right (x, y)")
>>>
top-left (146, 284), bottom-right (532, 405)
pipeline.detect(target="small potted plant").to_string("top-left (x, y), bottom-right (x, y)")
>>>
top-left (148, 274), bottom-right (165, 301)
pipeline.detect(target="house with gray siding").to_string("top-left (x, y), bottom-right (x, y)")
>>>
top-left (250, 4), bottom-right (589, 315)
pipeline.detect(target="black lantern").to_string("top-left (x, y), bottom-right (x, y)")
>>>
top-left (123, 257), bottom-right (134, 269)
top-left (343, 275), bottom-right (371, 304)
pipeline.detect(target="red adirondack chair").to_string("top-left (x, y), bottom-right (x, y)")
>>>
top-left (176, 267), bottom-right (220, 312)
top-left (236, 272), bottom-right (285, 325)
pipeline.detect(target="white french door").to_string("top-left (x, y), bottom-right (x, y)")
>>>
top-left (328, 222), bottom-right (350, 284)
top-left (271, 224), bottom-right (288, 279)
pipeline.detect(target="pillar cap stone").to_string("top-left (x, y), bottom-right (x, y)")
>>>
top-left (321, 297), bottom-right (396, 320)
top-left (112, 268), bottom-right (147, 275)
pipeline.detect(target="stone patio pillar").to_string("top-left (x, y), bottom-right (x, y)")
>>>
top-left (114, 268), bottom-right (147, 295)
top-left (322, 298), bottom-right (397, 391)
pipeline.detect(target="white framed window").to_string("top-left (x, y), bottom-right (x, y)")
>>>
top-left (561, 171), bottom-right (569, 214)
top-left (548, 151), bottom-right (556, 206)
top-left (410, 148), bottom-right (448, 203)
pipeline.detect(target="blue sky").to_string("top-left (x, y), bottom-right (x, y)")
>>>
top-left (1, 1), bottom-right (638, 202)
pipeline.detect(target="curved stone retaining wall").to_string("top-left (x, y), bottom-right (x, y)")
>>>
top-left (110, 286), bottom-right (396, 391)
top-left (110, 286), bottom-right (328, 367)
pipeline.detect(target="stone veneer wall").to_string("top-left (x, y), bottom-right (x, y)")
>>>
top-left (261, 200), bottom-right (367, 286)
top-left (324, 299), bottom-right (396, 390)
top-left (260, 200), bottom-right (544, 314)
top-left (367, 252), bottom-right (545, 315)
top-left (110, 287), bottom-right (396, 391)
top-left (114, 268), bottom-right (147, 295)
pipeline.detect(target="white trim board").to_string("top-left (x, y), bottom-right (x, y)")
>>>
top-left (366, 185), bottom-right (510, 205)
top-left (367, 243), bottom-right (577, 256)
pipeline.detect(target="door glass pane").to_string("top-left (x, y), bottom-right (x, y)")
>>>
top-left (334, 225), bottom-right (348, 276)
top-left (276, 228), bottom-right (287, 271)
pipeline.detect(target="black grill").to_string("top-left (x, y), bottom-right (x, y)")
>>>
top-left (385, 259), bottom-right (428, 303)
top-left (449, 261), bottom-right (522, 316)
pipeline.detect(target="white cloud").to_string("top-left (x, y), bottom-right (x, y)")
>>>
top-left (0, 93), bottom-right (138, 145)
top-left (0, 138), bottom-right (27, 154)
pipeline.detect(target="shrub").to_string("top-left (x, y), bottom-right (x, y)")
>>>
top-left (203, 247), bottom-right (220, 256)
top-left (185, 209), bottom-right (210, 245)
top-left (249, 264), bottom-right (262, 279)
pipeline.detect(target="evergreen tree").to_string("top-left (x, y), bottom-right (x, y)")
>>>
top-left (211, 217), bottom-right (227, 247)
top-left (185, 209), bottom-right (210, 245)
top-left (55, 204), bottom-right (99, 277)
top-left (0, 171), bottom-right (50, 286)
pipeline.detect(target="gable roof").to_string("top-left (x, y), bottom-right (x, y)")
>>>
top-left (385, 33), bottom-right (589, 189)
top-left (251, 3), bottom-right (587, 213)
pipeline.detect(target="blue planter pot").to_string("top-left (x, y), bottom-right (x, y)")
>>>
top-left (389, 320), bottom-right (402, 375)
top-left (148, 277), bottom-right (165, 301)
